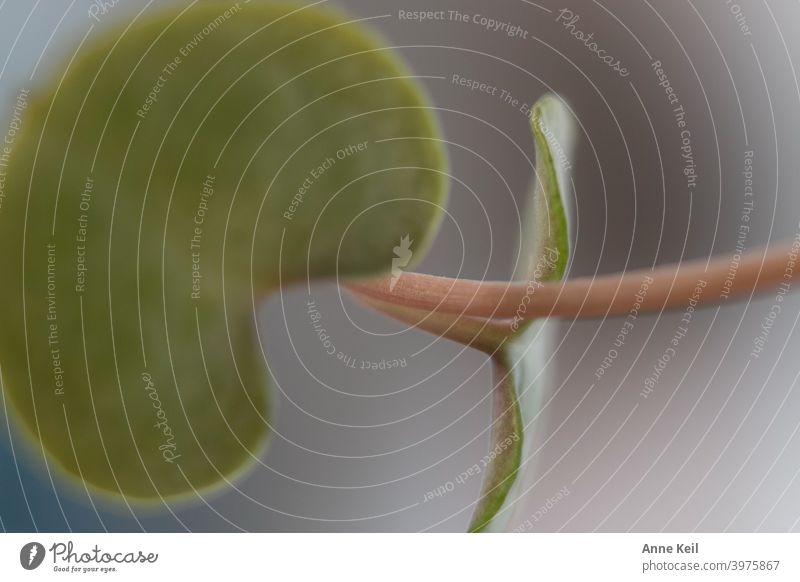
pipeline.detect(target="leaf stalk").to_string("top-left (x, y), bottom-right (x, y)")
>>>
top-left (349, 243), bottom-right (796, 332)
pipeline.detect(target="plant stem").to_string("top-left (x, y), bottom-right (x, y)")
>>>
top-left (354, 295), bottom-right (511, 353)
top-left (348, 243), bottom-right (796, 321)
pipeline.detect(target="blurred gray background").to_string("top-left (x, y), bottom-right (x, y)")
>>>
top-left (2, 0), bottom-right (800, 532)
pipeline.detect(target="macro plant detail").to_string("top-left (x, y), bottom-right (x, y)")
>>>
top-left (0, 0), bottom-right (795, 534)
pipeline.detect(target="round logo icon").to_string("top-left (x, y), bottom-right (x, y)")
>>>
top-left (19, 542), bottom-right (46, 570)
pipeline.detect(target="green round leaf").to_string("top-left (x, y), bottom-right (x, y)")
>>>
top-left (0, 2), bottom-right (447, 500)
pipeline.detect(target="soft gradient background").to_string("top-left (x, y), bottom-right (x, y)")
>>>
top-left (1, 0), bottom-right (800, 532)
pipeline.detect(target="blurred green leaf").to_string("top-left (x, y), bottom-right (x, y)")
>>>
top-left (0, 2), bottom-right (447, 500)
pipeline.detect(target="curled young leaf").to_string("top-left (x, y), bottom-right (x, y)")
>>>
top-left (517, 94), bottom-right (575, 284)
top-left (470, 94), bottom-right (576, 532)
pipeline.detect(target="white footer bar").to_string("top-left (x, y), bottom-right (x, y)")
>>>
top-left (1, 533), bottom-right (797, 581)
